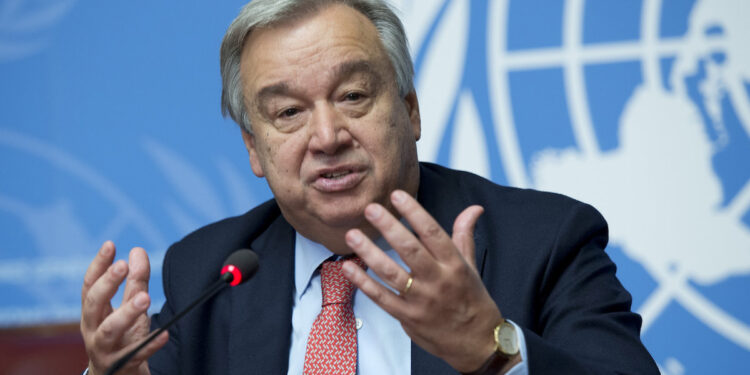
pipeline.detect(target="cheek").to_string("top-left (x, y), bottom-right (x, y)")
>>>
top-left (261, 134), bottom-right (307, 177)
top-left (385, 107), bottom-right (418, 153)
top-left (358, 115), bottom-right (416, 180)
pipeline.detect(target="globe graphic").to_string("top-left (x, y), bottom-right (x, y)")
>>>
top-left (0, 0), bottom-right (748, 372)
top-left (402, 0), bottom-right (750, 372)
top-left (0, 130), bottom-right (168, 325)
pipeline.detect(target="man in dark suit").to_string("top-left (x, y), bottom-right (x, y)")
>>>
top-left (80, 1), bottom-right (658, 374)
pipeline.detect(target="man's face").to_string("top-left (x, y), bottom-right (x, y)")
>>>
top-left (239, 4), bottom-right (421, 249)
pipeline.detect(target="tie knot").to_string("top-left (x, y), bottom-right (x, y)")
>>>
top-left (320, 257), bottom-right (365, 306)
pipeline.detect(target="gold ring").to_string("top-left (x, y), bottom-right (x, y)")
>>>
top-left (402, 276), bottom-right (413, 295)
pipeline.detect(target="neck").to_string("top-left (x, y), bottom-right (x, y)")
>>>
top-left (294, 218), bottom-right (380, 255)
top-left (289, 196), bottom-right (417, 255)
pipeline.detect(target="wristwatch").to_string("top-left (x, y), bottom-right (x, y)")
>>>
top-left (462, 319), bottom-right (519, 375)
top-left (494, 319), bottom-right (520, 357)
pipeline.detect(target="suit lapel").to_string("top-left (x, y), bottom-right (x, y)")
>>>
top-left (416, 163), bottom-right (490, 274)
top-left (228, 214), bottom-right (296, 375)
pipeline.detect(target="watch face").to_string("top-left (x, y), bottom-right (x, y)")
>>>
top-left (497, 322), bottom-right (520, 356)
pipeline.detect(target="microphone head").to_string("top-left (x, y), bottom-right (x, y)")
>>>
top-left (221, 249), bottom-right (259, 286)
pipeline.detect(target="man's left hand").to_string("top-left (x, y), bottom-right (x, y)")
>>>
top-left (342, 189), bottom-right (504, 373)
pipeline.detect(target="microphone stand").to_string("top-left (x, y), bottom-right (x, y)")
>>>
top-left (104, 272), bottom-right (234, 375)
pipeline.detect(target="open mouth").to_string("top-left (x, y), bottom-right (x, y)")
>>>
top-left (312, 166), bottom-right (365, 192)
top-left (321, 170), bottom-right (352, 179)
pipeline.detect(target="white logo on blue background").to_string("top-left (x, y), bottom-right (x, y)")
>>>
top-left (0, 0), bottom-right (747, 373)
top-left (0, 129), bottom-right (168, 323)
top-left (397, 0), bottom-right (750, 372)
top-left (0, 0), bottom-right (78, 61)
top-left (0, 0), bottom-right (268, 327)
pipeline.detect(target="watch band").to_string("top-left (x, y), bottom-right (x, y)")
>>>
top-left (461, 350), bottom-right (510, 375)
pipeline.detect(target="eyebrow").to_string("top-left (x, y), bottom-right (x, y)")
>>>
top-left (254, 82), bottom-right (291, 110)
top-left (252, 59), bottom-right (385, 113)
top-left (332, 60), bottom-right (383, 85)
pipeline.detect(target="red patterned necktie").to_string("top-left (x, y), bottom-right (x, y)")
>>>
top-left (303, 257), bottom-right (365, 375)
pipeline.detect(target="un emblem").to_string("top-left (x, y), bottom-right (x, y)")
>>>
top-left (0, 0), bottom-right (78, 62)
top-left (0, 129), bottom-right (169, 324)
top-left (0, 128), bottom-right (263, 324)
top-left (398, 0), bottom-right (750, 372)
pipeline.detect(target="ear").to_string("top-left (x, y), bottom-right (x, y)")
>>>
top-left (241, 129), bottom-right (265, 178)
top-left (404, 90), bottom-right (421, 141)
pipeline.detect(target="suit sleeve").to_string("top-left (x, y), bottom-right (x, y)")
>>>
top-left (522, 202), bottom-right (658, 374)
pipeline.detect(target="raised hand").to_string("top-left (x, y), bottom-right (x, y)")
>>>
top-left (342, 190), bottom-right (515, 372)
top-left (80, 241), bottom-right (167, 375)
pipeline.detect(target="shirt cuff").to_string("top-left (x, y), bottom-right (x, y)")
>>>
top-left (504, 319), bottom-right (529, 375)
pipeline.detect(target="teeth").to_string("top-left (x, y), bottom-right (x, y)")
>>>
top-left (323, 170), bottom-right (350, 179)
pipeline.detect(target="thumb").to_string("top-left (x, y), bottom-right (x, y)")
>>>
top-left (452, 205), bottom-right (484, 269)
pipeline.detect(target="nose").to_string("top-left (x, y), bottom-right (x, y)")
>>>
top-left (308, 103), bottom-right (352, 155)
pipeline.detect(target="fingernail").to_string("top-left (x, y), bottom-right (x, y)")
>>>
top-left (112, 261), bottom-right (126, 276)
top-left (392, 190), bottom-right (407, 204)
top-left (365, 204), bottom-right (381, 220)
top-left (134, 293), bottom-right (148, 309)
top-left (346, 231), bottom-right (363, 246)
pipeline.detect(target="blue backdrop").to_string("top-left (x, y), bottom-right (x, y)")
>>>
top-left (2, 0), bottom-right (749, 373)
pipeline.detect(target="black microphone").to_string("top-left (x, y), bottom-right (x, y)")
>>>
top-left (104, 249), bottom-right (259, 375)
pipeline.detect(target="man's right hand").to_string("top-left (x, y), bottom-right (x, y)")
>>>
top-left (80, 241), bottom-right (168, 375)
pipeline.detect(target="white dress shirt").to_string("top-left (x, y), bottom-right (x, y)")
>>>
top-left (287, 232), bottom-right (529, 375)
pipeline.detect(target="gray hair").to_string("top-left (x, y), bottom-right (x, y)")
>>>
top-left (219, 0), bottom-right (414, 133)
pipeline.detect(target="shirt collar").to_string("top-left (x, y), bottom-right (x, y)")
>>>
top-left (293, 232), bottom-right (398, 301)
top-left (294, 232), bottom-right (336, 301)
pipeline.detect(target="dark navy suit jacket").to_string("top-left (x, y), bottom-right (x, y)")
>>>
top-left (149, 162), bottom-right (658, 374)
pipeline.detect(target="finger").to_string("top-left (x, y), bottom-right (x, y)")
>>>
top-left (95, 291), bottom-right (151, 350)
top-left (122, 247), bottom-right (151, 302)
top-left (127, 330), bottom-right (169, 366)
top-left (82, 241), bottom-right (116, 302)
top-left (363, 202), bottom-right (436, 277)
top-left (452, 205), bottom-right (484, 269)
top-left (342, 259), bottom-right (410, 318)
top-left (90, 331), bottom-right (169, 375)
top-left (82, 260), bottom-right (129, 331)
top-left (390, 190), bottom-right (455, 262)
top-left (345, 229), bottom-right (412, 293)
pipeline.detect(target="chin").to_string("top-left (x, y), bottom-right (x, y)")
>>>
top-left (314, 207), bottom-right (366, 229)
top-left (307, 194), bottom-right (369, 226)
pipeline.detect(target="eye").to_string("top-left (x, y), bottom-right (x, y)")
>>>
top-left (344, 92), bottom-right (363, 101)
top-left (279, 107), bottom-right (300, 118)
